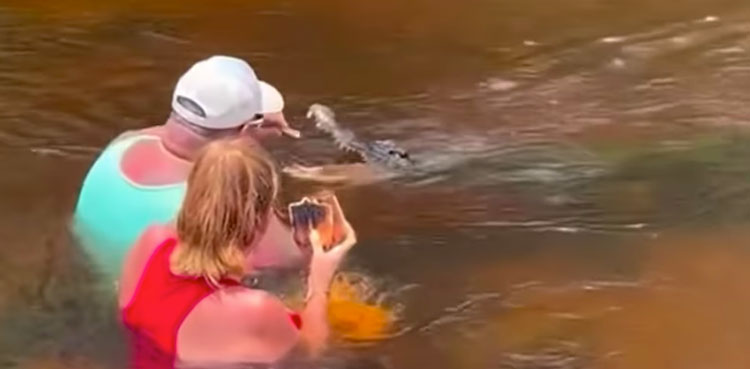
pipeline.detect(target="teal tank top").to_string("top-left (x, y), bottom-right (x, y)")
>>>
top-left (73, 134), bottom-right (186, 280)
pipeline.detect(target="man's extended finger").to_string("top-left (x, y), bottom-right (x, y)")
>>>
top-left (281, 126), bottom-right (301, 139)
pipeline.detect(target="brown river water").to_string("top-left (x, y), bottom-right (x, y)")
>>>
top-left (4, 0), bottom-right (750, 368)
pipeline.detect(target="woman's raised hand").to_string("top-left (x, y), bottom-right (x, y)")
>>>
top-left (306, 194), bottom-right (357, 295)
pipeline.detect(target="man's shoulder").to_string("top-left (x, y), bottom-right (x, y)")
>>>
top-left (119, 133), bottom-right (190, 187)
top-left (110, 126), bottom-right (163, 144)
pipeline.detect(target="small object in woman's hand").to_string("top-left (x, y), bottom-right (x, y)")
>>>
top-left (310, 192), bottom-right (349, 249)
top-left (289, 197), bottom-right (334, 250)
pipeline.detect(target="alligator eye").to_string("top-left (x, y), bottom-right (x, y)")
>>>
top-left (389, 150), bottom-right (410, 159)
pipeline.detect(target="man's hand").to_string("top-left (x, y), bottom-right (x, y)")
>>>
top-left (242, 112), bottom-right (301, 140)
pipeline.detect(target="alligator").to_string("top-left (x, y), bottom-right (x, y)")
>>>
top-left (283, 103), bottom-right (414, 184)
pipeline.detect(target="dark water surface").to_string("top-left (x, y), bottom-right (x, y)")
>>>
top-left (3, 0), bottom-right (750, 368)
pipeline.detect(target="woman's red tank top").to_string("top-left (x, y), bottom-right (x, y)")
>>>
top-left (122, 237), bottom-right (241, 357)
top-left (121, 236), bottom-right (303, 368)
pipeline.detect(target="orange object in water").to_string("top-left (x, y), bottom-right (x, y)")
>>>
top-left (326, 273), bottom-right (397, 342)
top-left (278, 272), bottom-right (396, 342)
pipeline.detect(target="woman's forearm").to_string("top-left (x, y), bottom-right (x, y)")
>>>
top-left (299, 285), bottom-right (330, 356)
top-left (296, 198), bottom-right (356, 356)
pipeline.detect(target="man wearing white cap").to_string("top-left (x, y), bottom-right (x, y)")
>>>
top-left (73, 55), bottom-right (303, 279)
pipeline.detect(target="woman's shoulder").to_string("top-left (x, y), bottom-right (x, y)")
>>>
top-left (206, 286), bottom-right (290, 317)
top-left (118, 223), bottom-right (176, 308)
top-left (178, 286), bottom-right (300, 363)
top-left (141, 223), bottom-right (177, 245)
top-left (130, 223), bottom-right (177, 259)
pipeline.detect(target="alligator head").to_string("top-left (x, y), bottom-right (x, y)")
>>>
top-left (306, 103), bottom-right (414, 170)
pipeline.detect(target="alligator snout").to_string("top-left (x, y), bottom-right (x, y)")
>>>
top-left (306, 103), bottom-right (337, 131)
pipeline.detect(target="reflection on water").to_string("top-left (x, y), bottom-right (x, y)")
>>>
top-left (3, 0), bottom-right (750, 368)
top-left (429, 229), bottom-right (750, 369)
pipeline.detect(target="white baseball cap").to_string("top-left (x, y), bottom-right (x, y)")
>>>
top-left (172, 55), bottom-right (284, 129)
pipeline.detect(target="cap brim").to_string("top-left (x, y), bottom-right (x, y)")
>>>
top-left (259, 81), bottom-right (284, 114)
top-left (259, 80), bottom-right (300, 138)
